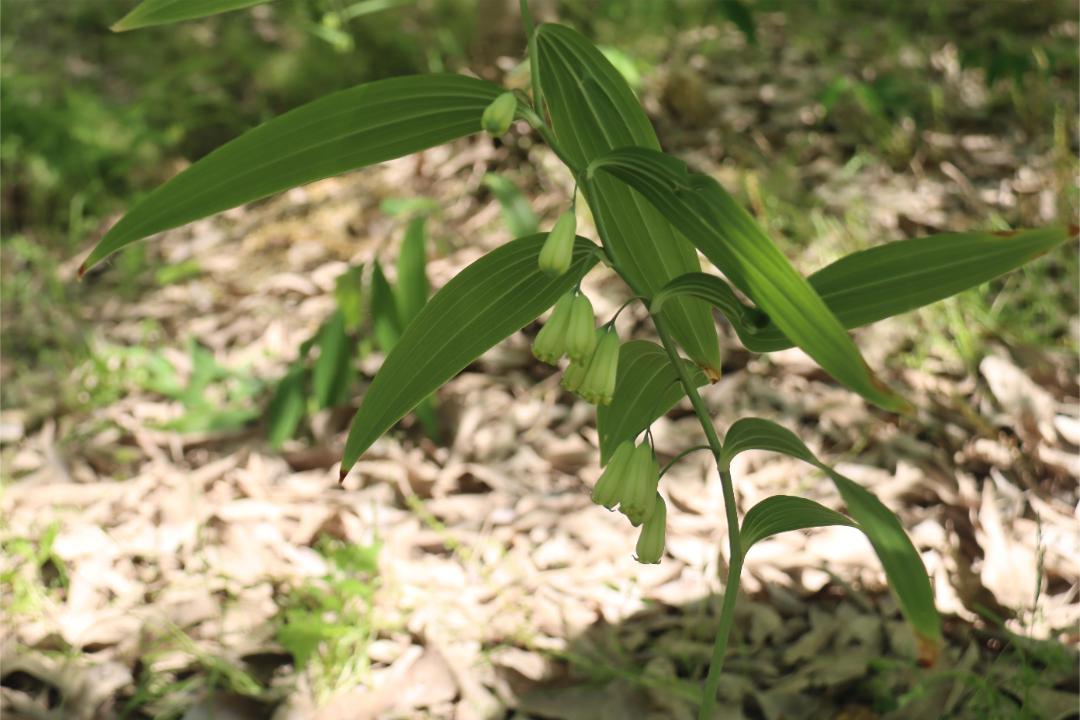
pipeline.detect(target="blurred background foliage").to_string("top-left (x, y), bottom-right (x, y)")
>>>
top-left (2, 0), bottom-right (1077, 433)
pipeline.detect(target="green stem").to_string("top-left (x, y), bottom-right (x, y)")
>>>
top-left (658, 444), bottom-right (711, 479)
top-left (527, 104), bottom-right (745, 720)
top-left (652, 314), bottom-right (743, 720)
top-left (699, 469), bottom-right (743, 719)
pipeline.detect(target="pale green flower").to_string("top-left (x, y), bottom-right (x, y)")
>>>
top-left (564, 292), bottom-right (597, 363)
top-left (591, 440), bottom-right (634, 509)
top-left (635, 493), bottom-right (666, 564)
top-left (532, 291), bottom-right (575, 364)
top-left (620, 441), bottom-right (658, 526)
top-left (577, 325), bottom-right (619, 406)
top-left (538, 210), bottom-right (576, 275)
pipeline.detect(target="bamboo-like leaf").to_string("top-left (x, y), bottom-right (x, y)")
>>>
top-left (749, 226), bottom-right (1074, 350)
top-left (534, 24), bottom-right (722, 377)
top-left (722, 417), bottom-right (941, 663)
top-left (651, 272), bottom-right (771, 350)
top-left (740, 495), bottom-right (855, 552)
top-left (483, 173), bottom-right (539, 237)
top-left (81, 75), bottom-right (501, 273)
top-left (589, 147), bottom-right (906, 412)
top-left (596, 341), bottom-right (706, 465)
top-left (112, 0), bottom-right (273, 31)
top-left (266, 365), bottom-right (306, 449)
top-left (341, 234), bottom-right (598, 474)
top-left (334, 265), bottom-right (366, 333)
top-left (395, 217), bottom-right (429, 325)
top-left (652, 226), bottom-right (1073, 352)
top-left (370, 262), bottom-right (402, 353)
top-left (312, 310), bottom-right (355, 409)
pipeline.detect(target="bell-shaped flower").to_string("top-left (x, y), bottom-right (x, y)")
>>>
top-left (532, 291), bottom-right (574, 365)
top-left (564, 292), bottom-right (597, 363)
top-left (481, 92), bottom-right (517, 136)
top-left (591, 441), bottom-right (634, 510)
top-left (634, 493), bottom-right (666, 564)
top-left (538, 210), bottom-right (576, 275)
top-left (620, 442), bottom-right (658, 526)
top-left (560, 356), bottom-right (588, 395)
top-left (577, 325), bottom-right (619, 406)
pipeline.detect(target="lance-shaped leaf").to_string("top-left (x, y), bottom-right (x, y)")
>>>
top-left (395, 216), bottom-right (430, 326)
top-left (81, 75), bottom-right (502, 272)
top-left (112, 0), bottom-right (274, 31)
top-left (652, 226), bottom-right (1073, 352)
top-left (751, 226), bottom-right (1075, 350)
top-left (596, 341), bottom-right (707, 465)
top-left (589, 147), bottom-right (906, 412)
top-left (266, 365), bottom-right (306, 449)
top-left (370, 262), bottom-right (402, 353)
top-left (722, 417), bottom-right (941, 664)
top-left (312, 310), bottom-right (356, 409)
top-left (483, 173), bottom-right (539, 238)
top-left (534, 23), bottom-right (722, 377)
top-left (740, 495), bottom-right (855, 552)
top-left (341, 234), bottom-right (598, 475)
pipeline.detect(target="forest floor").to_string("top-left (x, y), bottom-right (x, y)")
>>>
top-left (2, 6), bottom-right (1079, 720)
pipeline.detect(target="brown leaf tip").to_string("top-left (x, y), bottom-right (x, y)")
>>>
top-left (338, 466), bottom-right (349, 484)
top-left (77, 262), bottom-right (88, 279)
top-left (1068, 224), bottom-right (1079, 238)
top-left (916, 634), bottom-right (941, 668)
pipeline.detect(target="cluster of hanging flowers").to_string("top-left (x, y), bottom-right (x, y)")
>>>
top-left (531, 209), bottom-right (666, 564)
top-left (592, 440), bottom-right (666, 563)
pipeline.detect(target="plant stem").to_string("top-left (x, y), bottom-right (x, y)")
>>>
top-left (652, 313), bottom-right (744, 720)
top-left (527, 92), bottom-right (745, 720)
top-left (658, 444), bottom-right (712, 479)
top-left (698, 470), bottom-right (743, 719)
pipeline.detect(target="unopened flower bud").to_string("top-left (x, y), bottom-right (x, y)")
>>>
top-left (635, 494), bottom-right (666, 564)
top-left (564, 292), bottom-right (597, 363)
top-left (591, 441), bottom-right (634, 509)
top-left (532, 291), bottom-right (574, 364)
top-left (538, 210), bottom-right (576, 275)
top-left (620, 442), bottom-right (658, 526)
top-left (577, 325), bottom-right (619, 406)
top-left (481, 92), bottom-right (517, 136)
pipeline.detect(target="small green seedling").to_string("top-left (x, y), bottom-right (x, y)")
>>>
top-left (85, 1), bottom-right (1074, 715)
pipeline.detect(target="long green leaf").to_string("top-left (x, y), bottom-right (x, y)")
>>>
top-left (341, 234), bottom-right (598, 474)
top-left (267, 365), bottom-right (306, 449)
top-left (483, 173), bottom-right (539, 238)
top-left (81, 75), bottom-right (501, 273)
top-left (596, 341), bottom-right (706, 465)
top-left (740, 495), bottom-right (855, 552)
top-left (589, 147), bottom-right (906, 412)
top-left (654, 228), bottom-right (1072, 352)
top-left (722, 417), bottom-right (941, 662)
top-left (112, 0), bottom-right (274, 31)
top-left (750, 226), bottom-right (1074, 350)
top-left (312, 310), bottom-right (355, 409)
top-left (370, 262), bottom-right (402, 353)
top-left (651, 272), bottom-right (771, 351)
top-left (395, 216), bottom-right (429, 325)
top-left (534, 23), bottom-right (722, 377)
